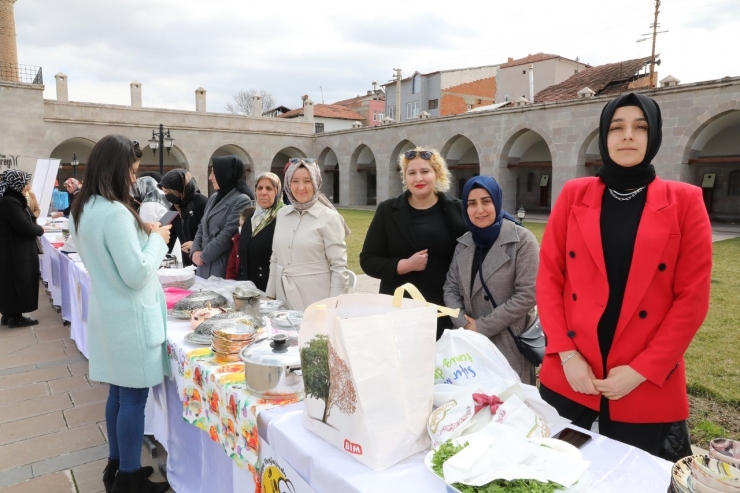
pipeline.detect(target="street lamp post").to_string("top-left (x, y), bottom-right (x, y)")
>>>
top-left (148, 124), bottom-right (174, 176)
top-left (71, 152), bottom-right (79, 179)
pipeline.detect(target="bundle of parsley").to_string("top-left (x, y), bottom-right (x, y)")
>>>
top-left (431, 441), bottom-right (564, 493)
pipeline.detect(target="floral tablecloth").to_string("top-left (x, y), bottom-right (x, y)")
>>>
top-left (166, 321), bottom-right (302, 480)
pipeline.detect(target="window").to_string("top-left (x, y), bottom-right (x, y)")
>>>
top-left (466, 104), bottom-right (473, 110)
top-left (523, 70), bottom-right (526, 75)
top-left (387, 105), bottom-right (395, 120)
top-left (378, 112), bottom-right (385, 121)
top-left (428, 99), bottom-right (438, 110)
top-left (315, 123), bottom-right (324, 134)
top-left (412, 74), bottom-right (422, 94)
top-left (730, 170), bottom-right (740, 196)
top-left (407, 102), bottom-right (420, 119)
top-left (372, 111), bottom-right (378, 122)
top-left (477, 99), bottom-right (482, 104)
top-left (527, 172), bottom-right (535, 192)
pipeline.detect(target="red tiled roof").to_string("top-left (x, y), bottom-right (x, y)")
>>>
top-left (535, 56), bottom-right (652, 103)
top-left (277, 104), bottom-right (365, 120)
top-left (500, 53), bottom-right (562, 68)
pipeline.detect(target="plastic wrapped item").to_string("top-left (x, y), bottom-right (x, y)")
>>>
top-left (157, 266), bottom-right (196, 289)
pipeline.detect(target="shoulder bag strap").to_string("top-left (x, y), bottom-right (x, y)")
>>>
top-left (477, 253), bottom-right (518, 342)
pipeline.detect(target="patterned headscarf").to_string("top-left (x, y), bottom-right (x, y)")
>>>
top-left (0, 169), bottom-right (32, 197)
top-left (251, 172), bottom-right (284, 237)
top-left (284, 160), bottom-right (350, 236)
top-left (64, 177), bottom-right (82, 194)
top-left (133, 176), bottom-right (170, 208)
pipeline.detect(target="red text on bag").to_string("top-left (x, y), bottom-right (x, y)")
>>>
top-left (344, 439), bottom-right (363, 455)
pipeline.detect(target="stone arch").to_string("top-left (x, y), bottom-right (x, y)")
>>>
top-left (499, 126), bottom-right (554, 211)
top-left (49, 137), bottom-right (97, 182)
top-left (388, 139), bottom-right (416, 198)
top-left (206, 143), bottom-right (255, 196)
top-left (441, 134), bottom-right (480, 198)
top-left (318, 147), bottom-right (340, 204)
top-left (349, 144), bottom-right (377, 206)
top-left (576, 127), bottom-right (600, 178)
top-left (139, 144), bottom-right (189, 176)
top-left (681, 108), bottom-right (740, 219)
top-left (270, 146), bottom-right (307, 185)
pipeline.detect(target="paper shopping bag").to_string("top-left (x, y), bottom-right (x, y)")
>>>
top-left (299, 284), bottom-right (459, 471)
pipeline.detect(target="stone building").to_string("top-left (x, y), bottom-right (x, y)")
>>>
top-left (1, 0), bottom-right (738, 219)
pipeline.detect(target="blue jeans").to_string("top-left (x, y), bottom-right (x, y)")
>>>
top-left (105, 384), bottom-right (149, 473)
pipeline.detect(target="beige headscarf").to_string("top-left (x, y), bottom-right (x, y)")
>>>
top-left (284, 160), bottom-right (350, 236)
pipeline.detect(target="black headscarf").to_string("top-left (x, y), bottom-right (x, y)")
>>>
top-left (159, 168), bottom-right (199, 206)
top-left (596, 93), bottom-right (661, 191)
top-left (211, 155), bottom-right (253, 203)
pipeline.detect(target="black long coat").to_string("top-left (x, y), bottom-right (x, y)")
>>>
top-left (0, 189), bottom-right (44, 314)
top-left (237, 210), bottom-right (276, 292)
top-left (167, 193), bottom-right (208, 267)
top-left (360, 191), bottom-right (467, 338)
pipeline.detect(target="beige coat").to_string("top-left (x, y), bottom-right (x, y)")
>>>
top-left (443, 221), bottom-right (539, 384)
top-left (266, 202), bottom-right (349, 310)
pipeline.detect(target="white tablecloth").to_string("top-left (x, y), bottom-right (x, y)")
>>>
top-left (258, 406), bottom-right (672, 493)
top-left (40, 233), bottom-right (90, 357)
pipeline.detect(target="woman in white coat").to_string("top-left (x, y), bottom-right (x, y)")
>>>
top-left (267, 159), bottom-right (350, 310)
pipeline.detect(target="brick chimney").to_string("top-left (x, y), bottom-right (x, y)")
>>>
top-left (0, 0), bottom-right (19, 82)
top-left (130, 81), bottom-right (142, 108)
top-left (195, 87), bottom-right (206, 112)
top-left (55, 72), bottom-right (69, 102)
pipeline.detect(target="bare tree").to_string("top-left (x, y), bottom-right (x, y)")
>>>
top-left (224, 88), bottom-right (277, 116)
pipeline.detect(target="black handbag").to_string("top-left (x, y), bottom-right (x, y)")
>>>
top-left (477, 266), bottom-right (546, 366)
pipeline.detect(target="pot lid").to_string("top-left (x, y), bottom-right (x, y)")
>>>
top-left (233, 287), bottom-right (261, 299)
top-left (195, 311), bottom-right (257, 336)
top-left (240, 334), bottom-right (299, 367)
top-left (174, 290), bottom-right (228, 311)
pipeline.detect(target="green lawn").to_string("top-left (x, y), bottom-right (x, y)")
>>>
top-left (685, 238), bottom-right (740, 406)
top-left (339, 208), bottom-right (739, 406)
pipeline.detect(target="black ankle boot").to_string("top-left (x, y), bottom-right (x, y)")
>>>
top-left (111, 468), bottom-right (169, 493)
top-left (103, 459), bottom-right (119, 483)
top-left (104, 460), bottom-right (155, 490)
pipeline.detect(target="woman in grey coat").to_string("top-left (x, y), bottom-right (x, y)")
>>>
top-left (191, 156), bottom-right (253, 278)
top-left (444, 176), bottom-right (539, 384)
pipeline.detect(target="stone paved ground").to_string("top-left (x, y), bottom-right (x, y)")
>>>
top-left (0, 283), bottom-right (167, 492)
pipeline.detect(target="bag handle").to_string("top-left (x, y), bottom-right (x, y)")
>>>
top-left (392, 283), bottom-right (460, 318)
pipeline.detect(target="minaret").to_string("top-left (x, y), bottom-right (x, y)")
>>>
top-left (0, 0), bottom-right (19, 82)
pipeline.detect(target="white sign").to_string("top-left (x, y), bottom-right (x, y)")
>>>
top-left (31, 158), bottom-right (61, 223)
top-left (258, 438), bottom-right (316, 493)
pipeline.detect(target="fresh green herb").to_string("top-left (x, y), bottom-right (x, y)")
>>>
top-left (430, 440), bottom-right (564, 493)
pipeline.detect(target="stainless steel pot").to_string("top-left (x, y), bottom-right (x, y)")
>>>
top-left (239, 334), bottom-right (303, 400)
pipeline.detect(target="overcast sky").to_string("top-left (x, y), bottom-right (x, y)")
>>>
top-left (14, 0), bottom-right (740, 113)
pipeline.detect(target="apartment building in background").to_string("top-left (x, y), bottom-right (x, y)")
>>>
top-left (383, 65), bottom-right (499, 121)
top-left (495, 53), bottom-right (590, 103)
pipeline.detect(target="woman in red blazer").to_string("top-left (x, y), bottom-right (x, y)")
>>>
top-left (537, 93), bottom-right (712, 461)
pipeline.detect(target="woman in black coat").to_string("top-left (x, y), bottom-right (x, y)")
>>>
top-left (360, 148), bottom-right (467, 339)
top-left (238, 172), bottom-right (284, 291)
top-left (158, 169), bottom-right (208, 267)
top-left (0, 170), bottom-right (45, 328)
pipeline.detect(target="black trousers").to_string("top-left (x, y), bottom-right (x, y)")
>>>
top-left (539, 384), bottom-right (692, 461)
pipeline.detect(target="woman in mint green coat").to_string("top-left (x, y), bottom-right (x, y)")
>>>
top-left (70, 135), bottom-right (171, 493)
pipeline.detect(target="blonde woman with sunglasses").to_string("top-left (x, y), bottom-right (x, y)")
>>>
top-left (360, 148), bottom-right (466, 339)
top-left (266, 158), bottom-right (350, 310)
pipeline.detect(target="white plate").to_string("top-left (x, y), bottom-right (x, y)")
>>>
top-left (424, 440), bottom-right (592, 493)
top-left (184, 332), bottom-right (212, 345)
top-left (167, 309), bottom-right (191, 320)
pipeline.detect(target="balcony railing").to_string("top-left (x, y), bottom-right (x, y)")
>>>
top-left (0, 63), bottom-right (43, 84)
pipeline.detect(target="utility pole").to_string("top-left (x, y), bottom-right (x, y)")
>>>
top-left (393, 68), bottom-right (402, 122)
top-left (649, 0), bottom-right (660, 88)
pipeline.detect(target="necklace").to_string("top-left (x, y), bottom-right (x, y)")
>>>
top-left (609, 186), bottom-right (646, 201)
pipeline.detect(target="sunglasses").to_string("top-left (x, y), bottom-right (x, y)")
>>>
top-left (404, 150), bottom-right (433, 160)
top-left (288, 158), bottom-right (315, 165)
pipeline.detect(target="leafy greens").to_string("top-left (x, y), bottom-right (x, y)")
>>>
top-left (431, 440), bottom-right (565, 493)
